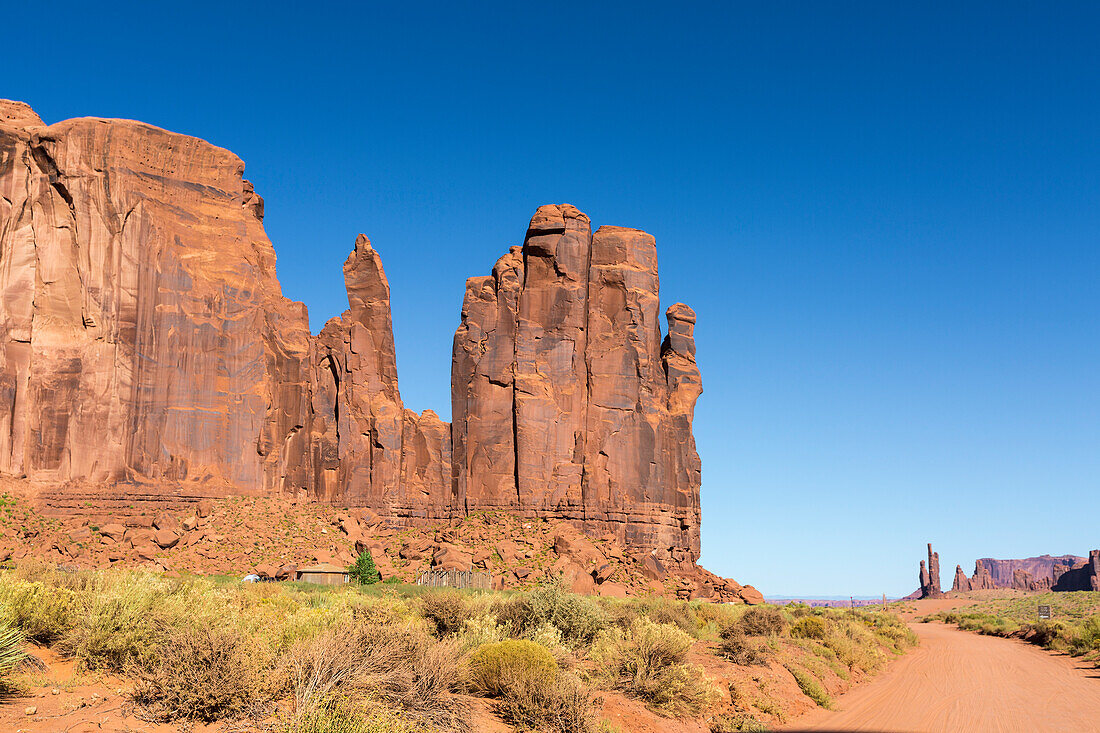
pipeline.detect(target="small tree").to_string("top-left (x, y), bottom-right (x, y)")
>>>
top-left (348, 548), bottom-right (381, 585)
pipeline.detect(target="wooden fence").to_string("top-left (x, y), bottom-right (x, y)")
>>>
top-left (415, 569), bottom-right (492, 590)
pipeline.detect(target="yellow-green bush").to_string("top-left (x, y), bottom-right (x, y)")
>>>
top-left (468, 639), bottom-right (558, 697)
top-left (494, 582), bottom-right (607, 648)
top-left (784, 664), bottom-right (831, 708)
top-left (790, 616), bottom-right (827, 640)
top-left (0, 579), bottom-right (77, 642)
top-left (591, 618), bottom-right (715, 716)
top-left (0, 619), bottom-right (25, 690)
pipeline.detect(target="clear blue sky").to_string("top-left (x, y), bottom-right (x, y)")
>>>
top-left (8, 2), bottom-right (1099, 596)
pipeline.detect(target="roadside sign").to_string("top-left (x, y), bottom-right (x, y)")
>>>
top-left (1038, 605), bottom-right (1051, 620)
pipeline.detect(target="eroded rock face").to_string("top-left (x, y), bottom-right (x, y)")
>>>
top-left (0, 102), bottom-right (312, 494)
top-left (451, 207), bottom-right (703, 564)
top-left (1, 104), bottom-right (715, 589)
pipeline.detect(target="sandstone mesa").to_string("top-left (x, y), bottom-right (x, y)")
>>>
top-left (0, 100), bottom-right (750, 601)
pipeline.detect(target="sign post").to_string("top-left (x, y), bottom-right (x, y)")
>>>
top-left (1038, 605), bottom-right (1051, 620)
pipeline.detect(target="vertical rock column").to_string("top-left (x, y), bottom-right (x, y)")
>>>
top-left (513, 205), bottom-right (592, 512)
top-left (450, 247), bottom-right (524, 511)
top-left (309, 235), bottom-right (405, 505)
top-left (450, 205), bottom-right (704, 560)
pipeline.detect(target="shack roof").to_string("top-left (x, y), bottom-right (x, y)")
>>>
top-left (297, 563), bottom-right (349, 574)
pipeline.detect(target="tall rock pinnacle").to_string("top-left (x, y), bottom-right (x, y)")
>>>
top-left (451, 207), bottom-right (703, 565)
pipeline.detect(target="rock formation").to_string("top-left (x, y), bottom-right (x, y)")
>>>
top-left (952, 564), bottom-right (970, 592)
top-left (948, 553), bottom-right (1096, 593)
top-left (0, 102), bottom-right (719, 592)
top-left (1053, 550), bottom-right (1100, 592)
top-left (919, 543), bottom-right (943, 598)
top-left (451, 208), bottom-right (703, 567)
top-left (0, 100), bottom-right (312, 495)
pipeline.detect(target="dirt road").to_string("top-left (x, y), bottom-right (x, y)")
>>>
top-left (785, 621), bottom-right (1100, 732)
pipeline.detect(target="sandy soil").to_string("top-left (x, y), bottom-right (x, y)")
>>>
top-left (784, 620), bottom-right (1100, 732)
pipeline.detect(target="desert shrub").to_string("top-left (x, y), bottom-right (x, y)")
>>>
top-left (348, 550), bottom-right (381, 585)
top-left (790, 616), bottom-right (827, 640)
top-left (527, 582), bottom-right (608, 647)
top-left (785, 665), bottom-right (831, 708)
top-left (57, 573), bottom-right (179, 670)
top-left (718, 628), bottom-right (771, 666)
top-left (0, 619), bottom-right (25, 689)
top-left (822, 620), bottom-right (886, 673)
top-left (736, 606), bottom-right (788, 637)
top-left (709, 713), bottom-right (770, 732)
top-left (419, 591), bottom-right (472, 637)
top-left (283, 695), bottom-right (424, 733)
top-left (493, 583), bottom-right (607, 648)
top-left (494, 670), bottom-right (596, 733)
top-left (0, 580), bottom-right (77, 642)
top-left (457, 614), bottom-right (507, 651)
top-left (133, 624), bottom-right (271, 721)
top-left (286, 622), bottom-right (466, 731)
top-left (591, 618), bottom-right (714, 716)
top-left (468, 639), bottom-right (557, 697)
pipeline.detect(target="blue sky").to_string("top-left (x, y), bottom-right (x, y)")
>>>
top-left (8, 2), bottom-right (1099, 596)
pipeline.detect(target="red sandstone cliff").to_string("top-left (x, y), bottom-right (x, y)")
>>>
top-left (949, 553), bottom-right (1097, 593)
top-left (0, 103), bottom-right (716, 587)
top-left (0, 100), bottom-right (312, 495)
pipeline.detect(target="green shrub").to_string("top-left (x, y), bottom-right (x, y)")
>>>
top-left (737, 606), bottom-right (788, 637)
top-left (791, 616), bottom-right (827, 640)
top-left (468, 639), bottom-right (558, 697)
top-left (0, 580), bottom-right (77, 642)
top-left (0, 619), bottom-right (25, 689)
top-left (348, 550), bottom-right (381, 585)
top-left (133, 624), bottom-right (270, 721)
top-left (785, 665), bottom-right (831, 708)
top-left (527, 582), bottom-right (608, 647)
top-left (419, 591), bottom-right (472, 637)
top-left (591, 618), bottom-right (714, 716)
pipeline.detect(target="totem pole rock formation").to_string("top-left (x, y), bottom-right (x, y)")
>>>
top-left (919, 543), bottom-right (943, 598)
top-left (0, 102), bottom-right (709, 573)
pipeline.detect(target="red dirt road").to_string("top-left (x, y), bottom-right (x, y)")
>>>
top-left (785, 621), bottom-right (1100, 733)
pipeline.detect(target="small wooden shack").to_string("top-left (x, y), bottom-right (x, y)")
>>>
top-left (295, 563), bottom-right (350, 586)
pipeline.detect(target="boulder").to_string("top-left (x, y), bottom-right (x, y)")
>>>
top-left (739, 585), bottom-right (765, 605)
top-left (153, 530), bottom-right (179, 549)
top-left (153, 513), bottom-right (181, 533)
top-left (99, 524), bottom-right (126, 541)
